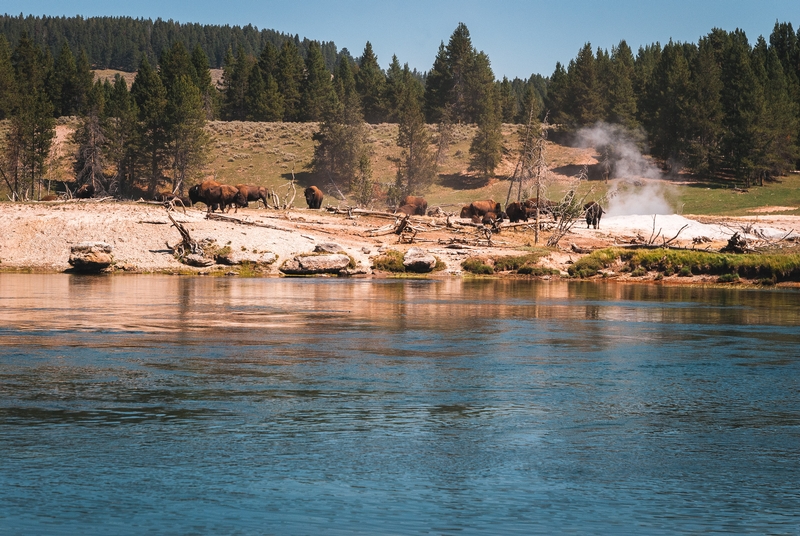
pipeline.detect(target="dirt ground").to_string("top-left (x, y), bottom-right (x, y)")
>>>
top-left (1, 200), bottom-right (798, 278)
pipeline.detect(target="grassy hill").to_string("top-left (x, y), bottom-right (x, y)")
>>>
top-left (5, 115), bottom-right (800, 216)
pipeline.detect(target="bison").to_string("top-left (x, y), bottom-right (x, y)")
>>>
top-left (396, 204), bottom-right (418, 216)
top-left (193, 180), bottom-right (247, 213)
top-left (304, 186), bottom-right (324, 209)
top-left (584, 201), bottom-right (604, 229)
top-left (505, 201), bottom-right (527, 223)
top-left (462, 199), bottom-right (502, 219)
top-left (236, 184), bottom-right (269, 209)
top-left (75, 183), bottom-right (95, 199)
top-left (400, 196), bottom-right (428, 216)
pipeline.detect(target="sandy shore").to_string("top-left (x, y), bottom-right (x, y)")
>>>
top-left (1, 200), bottom-right (798, 277)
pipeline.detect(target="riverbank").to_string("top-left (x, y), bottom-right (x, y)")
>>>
top-left (1, 200), bottom-right (798, 285)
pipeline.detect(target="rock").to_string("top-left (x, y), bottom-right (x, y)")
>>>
top-left (280, 254), bottom-right (352, 275)
top-left (68, 242), bottom-right (113, 272)
top-left (314, 242), bottom-right (345, 254)
top-left (403, 247), bottom-right (437, 273)
top-left (361, 247), bottom-right (371, 254)
top-left (216, 250), bottom-right (277, 266)
top-left (184, 254), bottom-right (214, 267)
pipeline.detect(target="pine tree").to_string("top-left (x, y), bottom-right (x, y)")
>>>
top-left (567, 43), bottom-right (603, 126)
top-left (220, 45), bottom-right (253, 120)
top-left (0, 36), bottom-right (15, 120)
top-left (50, 42), bottom-right (77, 117)
top-left (498, 77), bottom-right (517, 123)
top-left (607, 40), bottom-right (638, 129)
top-left (245, 65), bottom-right (283, 121)
top-left (446, 22), bottom-right (476, 123)
top-left (159, 41), bottom-right (197, 94)
top-left (396, 65), bottom-right (436, 197)
top-left (130, 56), bottom-right (168, 196)
top-left (355, 42), bottom-right (387, 123)
top-left (644, 40), bottom-right (693, 165)
top-left (165, 74), bottom-right (208, 194)
top-left (5, 33), bottom-right (55, 200)
top-left (191, 44), bottom-right (216, 119)
top-left (312, 56), bottom-right (371, 197)
top-left (384, 55), bottom-right (405, 122)
top-left (719, 30), bottom-right (763, 183)
top-left (105, 74), bottom-right (138, 196)
top-left (73, 80), bottom-right (107, 194)
top-left (469, 85), bottom-right (503, 179)
top-left (686, 35), bottom-right (724, 174)
top-left (424, 42), bottom-right (450, 123)
top-left (545, 62), bottom-right (570, 125)
top-left (275, 40), bottom-right (304, 121)
top-left (300, 41), bottom-right (335, 121)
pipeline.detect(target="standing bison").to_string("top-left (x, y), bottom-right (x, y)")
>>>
top-left (236, 184), bottom-right (269, 209)
top-left (190, 180), bottom-right (247, 213)
top-left (304, 186), bottom-right (324, 209)
top-left (584, 201), bottom-right (604, 229)
top-left (461, 199), bottom-right (503, 219)
top-left (400, 196), bottom-right (428, 216)
top-left (505, 201), bottom-right (527, 223)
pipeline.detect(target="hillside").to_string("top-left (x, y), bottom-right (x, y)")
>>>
top-left (15, 116), bottom-right (800, 218)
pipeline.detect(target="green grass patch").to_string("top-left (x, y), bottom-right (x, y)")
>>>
top-left (493, 251), bottom-right (549, 272)
top-left (461, 258), bottom-right (494, 275)
top-left (569, 247), bottom-right (800, 281)
top-left (517, 266), bottom-right (560, 276)
top-left (372, 250), bottom-right (406, 272)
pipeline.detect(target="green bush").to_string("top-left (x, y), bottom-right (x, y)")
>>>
top-left (517, 265), bottom-right (560, 276)
top-left (372, 250), bottom-right (406, 272)
top-left (630, 266), bottom-right (647, 277)
top-left (717, 273), bottom-right (740, 283)
top-left (678, 266), bottom-right (693, 277)
top-left (462, 258), bottom-right (494, 275)
top-left (493, 252), bottom-right (548, 272)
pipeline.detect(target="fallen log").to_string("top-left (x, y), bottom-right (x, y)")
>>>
top-left (206, 212), bottom-right (293, 232)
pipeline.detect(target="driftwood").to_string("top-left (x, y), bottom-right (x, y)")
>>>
top-left (206, 212), bottom-right (293, 232)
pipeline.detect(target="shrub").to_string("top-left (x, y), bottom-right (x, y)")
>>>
top-left (717, 273), bottom-right (740, 283)
top-left (630, 267), bottom-right (647, 277)
top-left (678, 266), bottom-right (693, 277)
top-left (517, 266), bottom-right (560, 276)
top-left (372, 250), bottom-right (406, 272)
top-left (462, 258), bottom-right (494, 274)
top-left (493, 252), bottom-right (548, 272)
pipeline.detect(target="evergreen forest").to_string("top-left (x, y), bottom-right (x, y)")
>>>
top-left (1, 13), bottom-right (799, 202)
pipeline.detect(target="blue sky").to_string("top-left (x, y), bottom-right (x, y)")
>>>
top-left (4, 0), bottom-right (800, 79)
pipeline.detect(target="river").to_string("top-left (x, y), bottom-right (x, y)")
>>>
top-left (1, 274), bottom-right (799, 534)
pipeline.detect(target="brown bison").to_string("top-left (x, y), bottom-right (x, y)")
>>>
top-left (304, 186), bottom-right (324, 209)
top-left (584, 201), bottom-right (604, 229)
top-left (505, 201), bottom-right (527, 223)
top-left (75, 183), bottom-right (95, 199)
top-left (236, 184), bottom-right (269, 209)
top-left (194, 180), bottom-right (247, 213)
top-left (400, 196), bottom-right (428, 216)
top-left (460, 205), bottom-right (472, 218)
top-left (396, 204), bottom-right (418, 216)
top-left (463, 199), bottom-right (503, 219)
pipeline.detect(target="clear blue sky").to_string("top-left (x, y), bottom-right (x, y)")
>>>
top-left (4, 0), bottom-right (800, 79)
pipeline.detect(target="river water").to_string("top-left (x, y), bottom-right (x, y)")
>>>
top-left (1, 274), bottom-right (799, 534)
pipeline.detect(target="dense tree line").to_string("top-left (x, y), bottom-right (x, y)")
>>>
top-left (0, 34), bottom-right (210, 199)
top-left (546, 24), bottom-right (800, 183)
top-left (0, 13), bottom-right (345, 72)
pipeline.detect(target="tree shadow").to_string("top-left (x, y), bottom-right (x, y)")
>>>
top-left (280, 171), bottom-right (319, 189)
top-left (438, 173), bottom-right (491, 191)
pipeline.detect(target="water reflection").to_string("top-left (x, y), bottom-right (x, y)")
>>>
top-left (1, 274), bottom-right (799, 534)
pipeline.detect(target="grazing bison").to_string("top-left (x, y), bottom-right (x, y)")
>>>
top-left (304, 186), bottom-right (324, 209)
top-left (75, 183), bottom-right (95, 199)
top-left (400, 196), bottom-right (428, 216)
top-left (460, 205), bottom-right (472, 218)
top-left (194, 180), bottom-right (246, 213)
top-left (463, 199), bottom-right (502, 219)
top-left (505, 201), bottom-right (527, 223)
top-left (396, 204), bottom-right (418, 216)
top-left (584, 201), bottom-right (604, 229)
top-left (236, 184), bottom-right (269, 209)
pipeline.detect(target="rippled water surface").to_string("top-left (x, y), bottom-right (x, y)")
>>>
top-left (1, 274), bottom-right (799, 534)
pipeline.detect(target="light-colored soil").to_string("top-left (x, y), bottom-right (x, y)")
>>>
top-left (1, 201), bottom-right (798, 278)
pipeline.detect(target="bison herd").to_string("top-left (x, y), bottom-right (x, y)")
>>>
top-left (72, 178), bottom-right (604, 228)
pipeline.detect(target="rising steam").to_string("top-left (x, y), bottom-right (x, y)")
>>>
top-left (574, 122), bottom-right (676, 215)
